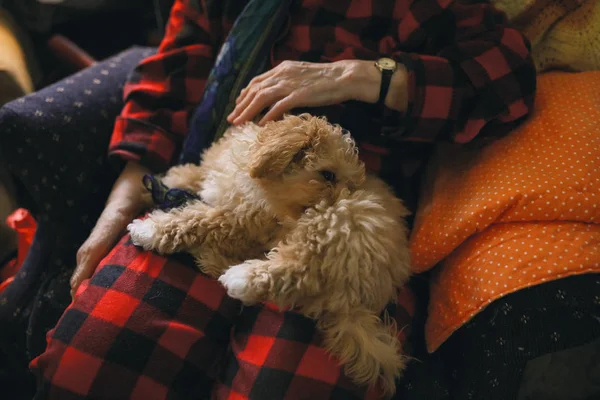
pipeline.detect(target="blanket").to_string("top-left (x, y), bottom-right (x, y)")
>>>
top-left (491, 0), bottom-right (600, 72)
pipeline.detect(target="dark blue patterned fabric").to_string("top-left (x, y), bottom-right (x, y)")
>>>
top-left (0, 47), bottom-right (154, 399)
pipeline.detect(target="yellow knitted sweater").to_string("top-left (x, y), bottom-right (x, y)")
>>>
top-left (491, 0), bottom-right (600, 72)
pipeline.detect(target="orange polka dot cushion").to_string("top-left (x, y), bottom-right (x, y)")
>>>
top-left (408, 71), bottom-right (600, 352)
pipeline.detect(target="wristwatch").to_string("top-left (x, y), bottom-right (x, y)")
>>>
top-left (374, 57), bottom-right (398, 108)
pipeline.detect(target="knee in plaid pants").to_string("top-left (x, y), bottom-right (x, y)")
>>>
top-left (30, 234), bottom-right (415, 400)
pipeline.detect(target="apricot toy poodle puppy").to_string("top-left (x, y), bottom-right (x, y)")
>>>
top-left (127, 114), bottom-right (412, 395)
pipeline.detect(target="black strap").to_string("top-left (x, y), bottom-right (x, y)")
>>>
top-left (377, 68), bottom-right (393, 108)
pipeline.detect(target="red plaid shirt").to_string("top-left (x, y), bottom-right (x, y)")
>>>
top-left (108, 0), bottom-right (536, 175)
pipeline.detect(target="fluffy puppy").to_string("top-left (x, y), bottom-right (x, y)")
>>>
top-left (127, 114), bottom-right (412, 395)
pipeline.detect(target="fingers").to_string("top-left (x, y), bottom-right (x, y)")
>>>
top-left (232, 70), bottom-right (277, 115)
top-left (236, 71), bottom-right (274, 104)
top-left (258, 95), bottom-right (297, 125)
top-left (228, 77), bottom-right (285, 125)
top-left (229, 85), bottom-right (261, 122)
top-left (70, 241), bottom-right (107, 299)
top-left (232, 86), bottom-right (286, 125)
top-left (228, 63), bottom-right (293, 124)
top-left (69, 206), bottom-right (131, 298)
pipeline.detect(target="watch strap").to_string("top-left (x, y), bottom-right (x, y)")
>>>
top-left (377, 68), bottom-right (393, 108)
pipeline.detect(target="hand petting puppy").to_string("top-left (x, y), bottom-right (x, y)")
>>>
top-left (226, 59), bottom-right (408, 126)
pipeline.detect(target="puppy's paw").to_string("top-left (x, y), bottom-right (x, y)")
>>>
top-left (127, 219), bottom-right (158, 250)
top-left (219, 263), bottom-right (262, 304)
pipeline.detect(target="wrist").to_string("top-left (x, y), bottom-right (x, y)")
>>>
top-left (124, 161), bottom-right (151, 177)
top-left (108, 161), bottom-right (150, 208)
top-left (344, 60), bottom-right (380, 104)
top-left (344, 59), bottom-right (408, 112)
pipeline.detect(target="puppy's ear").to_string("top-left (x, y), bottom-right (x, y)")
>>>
top-left (248, 123), bottom-right (311, 179)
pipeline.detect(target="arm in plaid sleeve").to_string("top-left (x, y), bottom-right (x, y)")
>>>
top-left (388, 0), bottom-right (536, 143)
top-left (108, 0), bottom-right (238, 173)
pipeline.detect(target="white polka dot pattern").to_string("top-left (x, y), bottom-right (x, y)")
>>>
top-left (410, 72), bottom-right (600, 272)
top-left (406, 71), bottom-right (600, 352)
top-left (426, 221), bottom-right (600, 352)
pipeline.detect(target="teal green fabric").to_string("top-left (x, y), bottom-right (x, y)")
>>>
top-left (179, 0), bottom-right (293, 165)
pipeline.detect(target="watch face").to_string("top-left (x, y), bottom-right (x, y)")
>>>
top-left (377, 57), bottom-right (396, 70)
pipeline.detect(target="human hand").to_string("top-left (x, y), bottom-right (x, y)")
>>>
top-left (70, 161), bottom-right (150, 298)
top-left (226, 60), bottom-right (383, 126)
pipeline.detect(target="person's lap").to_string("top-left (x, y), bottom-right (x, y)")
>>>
top-left (31, 233), bottom-right (231, 399)
top-left (31, 232), bottom-right (415, 399)
top-left (32, 230), bottom-right (600, 400)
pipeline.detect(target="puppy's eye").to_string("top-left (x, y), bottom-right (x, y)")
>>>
top-left (319, 170), bottom-right (336, 183)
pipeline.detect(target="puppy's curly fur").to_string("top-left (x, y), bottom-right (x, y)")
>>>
top-left (128, 114), bottom-right (412, 396)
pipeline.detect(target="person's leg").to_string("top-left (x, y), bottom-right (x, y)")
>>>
top-left (31, 234), bottom-right (241, 399)
top-left (212, 289), bottom-right (417, 400)
top-left (33, 233), bottom-right (421, 400)
top-left (440, 273), bottom-right (600, 400)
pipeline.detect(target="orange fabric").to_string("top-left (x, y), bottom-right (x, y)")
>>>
top-left (408, 71), bottom-right (600, 352)
top-left (427, 222), bottom-right (599, 352)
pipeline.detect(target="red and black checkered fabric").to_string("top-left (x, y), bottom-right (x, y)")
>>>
top-left (108, 0), bottom-right (536, 174)
top-left (30, 234), bottom-right (415, 399)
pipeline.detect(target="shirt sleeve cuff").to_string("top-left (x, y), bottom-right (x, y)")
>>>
top-left (383, 52), bottom-right (463, 142)
top-left (108, 116), bottom-right (181, 174)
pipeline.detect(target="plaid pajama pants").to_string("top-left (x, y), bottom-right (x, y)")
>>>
top-left (30, 233), bottom-right (415, 400)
